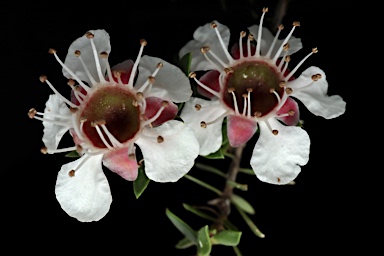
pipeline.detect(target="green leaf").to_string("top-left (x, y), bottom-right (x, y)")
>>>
top-left (203, 148), bottom-right (225, 159)
top-left (65, 150), bottom-right (80, 158)
top-left (175, 237), bottom-right (195, 249)
top-left (230, 194), bottom-right (255, 215)
top-left (133, 166), bottom-right (150, 199)
top-left (235, 205), bottom-right (265, 238)
top-left (233, 246), bottom-right (243, 256)
top-left (211, 230), bottom-right (242, 246)
top-left (238, 168), bottom-right (255, 175)
top-left (184, 174), bottom-right (222, 195)
top-left (179, 53), bottom-right (192, 75)
top-left (165, 208), bottom-right (197, 244)
top-left (195, 162), bottom-right (226, 178)
top-left (182, 203), bottom-right (216, 222)
top-left (196, 225), bottom-right (212, 256)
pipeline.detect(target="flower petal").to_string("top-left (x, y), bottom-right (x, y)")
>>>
top-left (276, 97), bottom-right (300, 126)
top-left (288, 66), bottom-right (346, 119)
top-left (179, 20), bottom-right (230, 71)
top-left (63, 29), bottom-right (111, 85)
top-left (198, 70), bottom-right (221, 99)
top-left (55, 154), bottom-right (112, 222)
top-left (144, 97), bottom-right (178, 127)
top-left (180, 97), bottom-right (227, 156)
top-left (227, 115), bottom-right (258, 147)
top-left (135, 120), bottom-right (199, 182)
top-left (103, 147), bottom-right (138, 181)
top-left (248, 25), bottom-right (302, 57)
top-left (110, 59), bottom-right (135, 84)
top-left (250, 118), bottom-right (310, 185)
top-left (42, 94), bottom-right (71, 151)
top-left (135, 55), bottom-right (192, 102)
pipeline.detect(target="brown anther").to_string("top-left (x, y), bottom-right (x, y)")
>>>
top-left (227, 87), bottom-right (235, 93)
top-left (224, 67), bottom-right (234, 74)
top-left (278, 24), bottom-right (284, 30)
top-left (113, 71), bottom-right (121, 78)
top-left (201, 46), bottom-right (210, 53)
top-left (200, 121), bottom-right (207, 128)
top-left (293, 21), bottom-right (300, 27)
top-left (148, 76), bottom-right (155, 84)
top-left (240, 31), bottom-right (246, 38)
top-left (247, 88), bottom-right (253, 92)
top-left (272, 129), bottom-right (279, 135)
top-left (285, 87), bottom-right (293, 94)
top-left (67, 79), bottom-right (75, 86)
top-left (254, 111), bottom-right (262, 117)
top-left (68, 170), bottom-right (75, 177)
top-left (132, 100), bottom-right (138, 107)
top-left (128, 153), bottom-right (136, 160)
top-left (285, 55), bottom-right (291, 62)
top-left (136, 92), bottom-right (144, 100)
top-left (69, 107), bottom-right (78, 113)
top-left (90, 121), bottom-right (96, 127)
top-left (189, 72), bottom-right (197, 78)
top-left (311, 74), bottom-right (319, 81)
top-left (279, 81), bottom-right (286, 88)
top-left (210, 22), bottom-right (217, 28)
top-left (28, 108), bottom-right (37, 119)
top-left (39, 75), bottom-right (47, 83)
top-left (140, 39), bottom-right (147, 46)
top-left (100, 52), bottom-right (108, 58)
top-left (283, 43), bottom-right (290, 51)
top-left (262, 7), bottom-right (269, 13)
top-left (157, 135), bottom-right (164, 143)
top-left (194, 104), bottom-right (202, 111)
top-left (277, 177), bottom-right (281, 182)
top-left (74, 50), bottom-right (81, 57)
top-left (85, 31), bottom-right (94, 38)
top-left (242, 93), bottom-right (248, 98)
top-left (312, 47), bottom-right (318, 53)
top-left (40, 147), bottom-right (48, 154)
top-left (76, 145), bottom-right (83, 153)
top-left (162, 101), bottom-right (169, 107)
top-left (248, 34), bottom-right (254, 41)
top-left (157, 62), bottom-right (163, 68)
top-left (316, 74), bottom-right (322, 79)
top-left (80, 117), bottom-right (87, 123)
top-left (269, 88), bottom-right (275, 93)
top-left (95, 119), bottom-right (106, 126)
top-left (288, 110), bottom-right (295, 116)
top-left (48, 48), bottom-right (56, 54)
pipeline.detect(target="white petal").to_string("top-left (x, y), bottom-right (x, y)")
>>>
top-left (179, 20), bottom-right (230, 71)
top-left (135, 120), bottom-right (199, 182)
top-left (63, 29), bottom-right (111, 85)
top-left (248, 25), bottom-right (302, 57)
top-left (288, 66), bottom-right (346, 119)
top-left (135, 55), bottom-right (192, 102)
top-left (55, 154), bottom-right (112, 222)
top-left (180, 97), bottom-right (227, 156)
top-left (42, 94), bottom-right (71, 150)
top-left (250, 118), bottom-right (310, 185)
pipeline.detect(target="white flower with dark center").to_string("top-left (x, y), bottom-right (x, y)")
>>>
top-left (29, 30), bottom-right (199, 222)
top-left (179, 8), bottom-right (346, 185)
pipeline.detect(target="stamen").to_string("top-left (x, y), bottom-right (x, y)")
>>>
top-left (255, 7), bottom-right (268, 57)
top-left (67, 81), bottom-right (84, 104)
top-left (39, 75), bottom-right (78, 108)
top-left (41, 146), bottom-right (78, 154)
top-left (200, 121), bottom-right (207, 128)
top-left (229, 89), bottom-right (240, 114)
top-left (100, 52), bottom-right (114, 83)
top-left (211, 22), bottom-right (234, 63)
top-left (74, 50), bottom-right (97, 86)
top-left (272, 22), bottom-right (300, 62)
top-left (247, 88), bottom-right (253, 117)
top-left (242, 93), bottom-right (248, 116)
top-left (194, 104), bottom-right (202, 111)
top-left (205, 48), bottom-right (229, 69)
top-left (189, 72), bottom-right (220, 98)
top-left (72, 114), bottom-right (86, 142)
top-left (285, 87), bottom-right (293, 94)
top-left (254, 111), bottom-right (262, 118)
top-left (200, 46), bottom-right (226, 71)
top-left (113, 71), bottom-right (124, 85)
top-left (266, 24), bottom-right (284, 58)
top-left (48, 48), bottom-right (90, 93)
top-left (100, 124), bottom-right (124, 148)
top-left (285, 48), bottom-right (318, 81)
top-left (86, 32), bottom-right (106, 83)
top-left (239, 31), bottom-right (246, 58)
top-left (157, 136), bottom-right (164, 143)
top-left (279, 81), bottom-right (286, 88)
top-left (264, 119), bottom-right (279, 135)
top-left (128, 39), bottom-right (147, 89)
top-left (282, 55), bottom-right (291, 74)
top-left (93, 121), bottom-right (114, 150)
top-left (204, 111), bottom-right (229, 126)
top-left (68, 170), bottom-right (75, 177)
top-left (141, 103), bottom-right (166, 127)
top-left (270, 89), bottom-right (281, 104)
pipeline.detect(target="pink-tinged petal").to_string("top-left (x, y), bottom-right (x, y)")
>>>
top-left (227, 115), bottom-right (258, 147)
top-left (135, 56), bottom-right (192, 103)
top-left (55, 154), bottom-right (112, 222)
top-left (180, 97), bottom-right (227, 156)
top-left (250, 118), bottom-right (310, 185)
top-left (248, 25), bottom-right (302, 57)
top-left (110, 59), bottom-right (134, 84)
top-left (103, 147), bottom-right (138, 181)
top-left (179, 20), bottom-right (230, 71)
top-left (288, 66), bottom-right (346, 119)
top-left (63, 30), bottom-right (111, 85)
top-left (144, 97), bottom-right (178, 127)
top-left (276, 97), bottom-right (300, 126)
top-left (42, 94), bottom-right (72, 151)
top-left (198, 70), bottom-right (221, 99)
top-left (135, 120), bottom-right (199, 182)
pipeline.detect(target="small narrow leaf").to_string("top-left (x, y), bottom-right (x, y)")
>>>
top-left (184, 174), bottom-right (222, 195)
top-left (230, 194), bottom-right (255, 215)
top-left (65, 150), bottom-right (80, 158)
top-left (179, 53), bottom-right (192, 75)
top-left (233, 246), bottom-right (243, 256)
top-left (196, 225), bottom-right (212, 256)
top-left (175, 237), bottom-right (195, 249)
top-left (195, 162), bottom-right (226, 178)
top-left (211, 230), bottom-right (242, 246)
top-left (203, 148), bottom-right (225, 159)
top-left (239, 168), bottom-right (255, 175)
top-left (183, 203), bottom-right (216, 222)
top-left (235, 205), bottom-right (265, 238)
top-left (165, 208), bottom-right (197, 243)
top-left (133, 166), bottom-right (150, 199)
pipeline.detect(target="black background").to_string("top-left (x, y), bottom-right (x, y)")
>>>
top-left (3, 0), bottom-right (359, 254)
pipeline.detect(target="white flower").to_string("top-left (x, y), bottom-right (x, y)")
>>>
top-left (179, 8), bottom-right (346, 185)
top-left (29, 30), bottom-right (199, 222)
